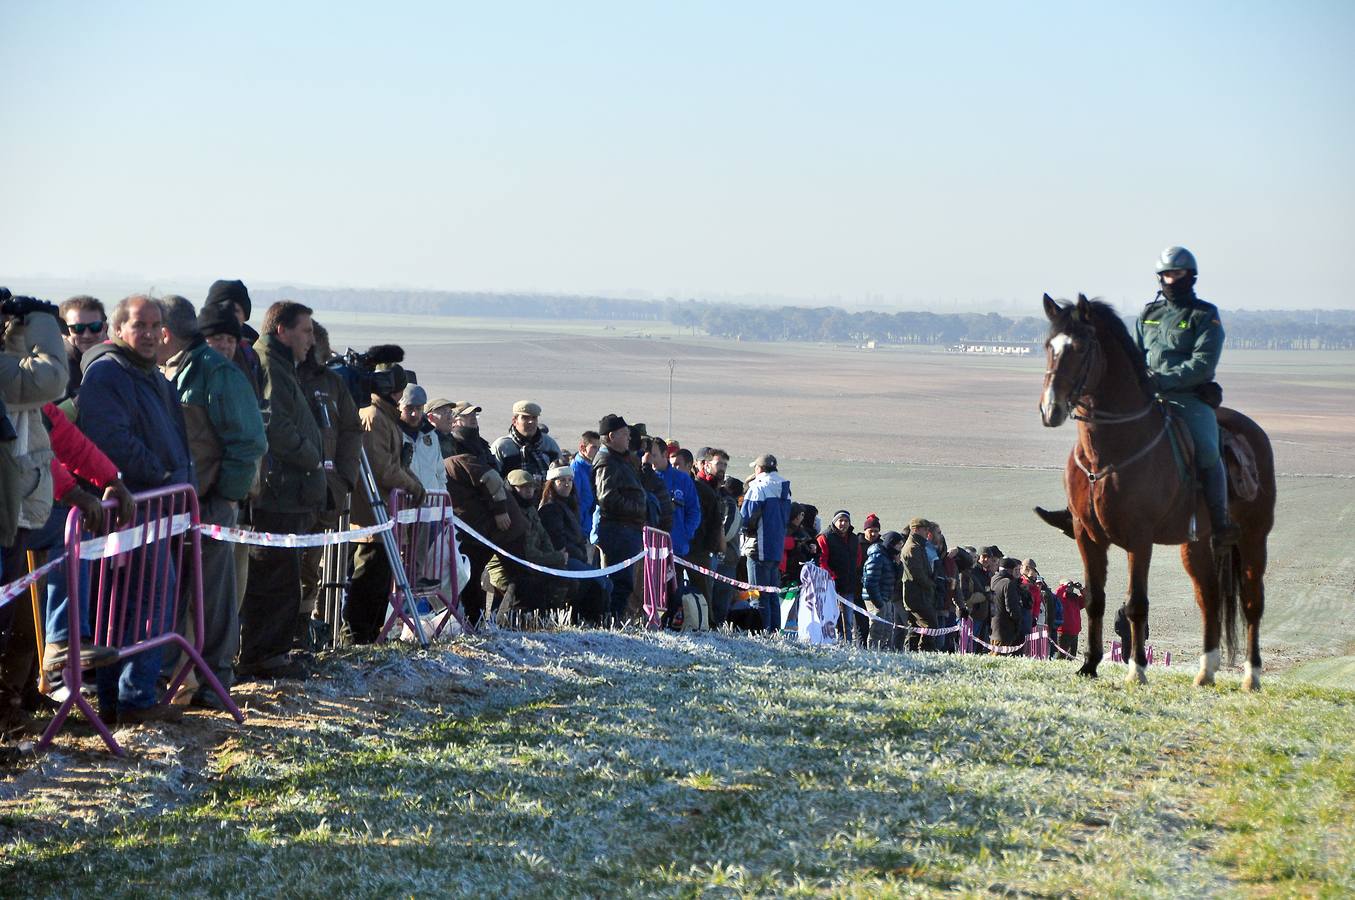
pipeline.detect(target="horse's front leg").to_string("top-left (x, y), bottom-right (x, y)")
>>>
top-left (1124, 546), bottom-right (1152, 685)
top-left (1077, 535), bottom-right (1108, 678)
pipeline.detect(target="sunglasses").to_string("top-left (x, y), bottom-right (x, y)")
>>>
top-left (68, 320), bottom-right (107, 335)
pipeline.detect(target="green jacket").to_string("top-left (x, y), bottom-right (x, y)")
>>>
top-left (1134, 296), bottom-right (1224, 395)
top-left (257, 334), bottom-right (327, 513)
top-left (164, 337), bottom-right (267, 502)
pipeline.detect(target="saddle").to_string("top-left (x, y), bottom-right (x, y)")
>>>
top-left (1164, 410), bottom-right (1260, 503)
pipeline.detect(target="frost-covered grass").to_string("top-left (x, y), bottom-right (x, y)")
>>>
top-left (5, 629), bottom-right (1354, 897)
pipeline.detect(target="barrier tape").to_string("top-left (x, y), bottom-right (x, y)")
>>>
top-left (199, 520), bottom-right (395, 547)
top-left (450, 516), bottom-right (644, 579)
top-left (79, 513), bottom-right (195, 560)
top-left (971, 632), bottom-right (1029, 655)
top-left (672, 555), bottom-right (786, 593)
top-left (0, 555), bottom-right (67, 606)
top-left (834, 593), bottom-right (964, 637)
top-left (394, 507), bottom-right (449, 525)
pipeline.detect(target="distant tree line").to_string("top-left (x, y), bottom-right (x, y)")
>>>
top-left (256, 287), bottom-right (1355, 350)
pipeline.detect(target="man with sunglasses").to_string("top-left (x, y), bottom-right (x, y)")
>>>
top-left (59, 295), bottom-right (108, 398)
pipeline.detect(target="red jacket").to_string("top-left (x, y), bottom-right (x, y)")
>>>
top-left (1055, 583), bottom-right (1085, 636)
top-left (45, 402), bottom-right (119, 501)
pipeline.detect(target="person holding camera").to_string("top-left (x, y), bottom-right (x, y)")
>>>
top-left (1, 290), bottom-right (70, 734)
top-left (1055, 579), bottom-right (1086, 659)
top-left (345, 358), bottom-right (425, 644)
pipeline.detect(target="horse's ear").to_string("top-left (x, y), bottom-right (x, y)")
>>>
top-left (1075, 294), bottom-right (1092, 322)
top-left (1042, 293), bottom-right (1060, 321)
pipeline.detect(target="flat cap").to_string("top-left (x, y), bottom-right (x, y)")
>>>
top-left (513, 400), bottom-right (542, 416)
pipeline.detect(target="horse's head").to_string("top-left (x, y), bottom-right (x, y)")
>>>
top-left (1040, 293), bottom-right (1104, 427)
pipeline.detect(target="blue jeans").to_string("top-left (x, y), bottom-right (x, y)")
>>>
top-left (596, 520), bottom-right (642, 622)
top-left (96, 545), bottom-right (177, 712)
top-left (750, 558), bottom-right (782, 632)
top-left (30, 504), bottom-right (92, 647)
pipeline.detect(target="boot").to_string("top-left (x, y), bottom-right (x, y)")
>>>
top-left (1203, 460), bottom-right (1240, 549)
top-left (1033, 506), bottom-right (1076, 540)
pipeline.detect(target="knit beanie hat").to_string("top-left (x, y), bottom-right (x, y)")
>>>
top-left (197, 303), bottom-right (242, 339)
top-left (205, 279), bottom-right (251, 321)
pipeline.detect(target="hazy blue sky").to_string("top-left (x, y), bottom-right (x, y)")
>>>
top-left (2, 2), bottom-right (1351, 310)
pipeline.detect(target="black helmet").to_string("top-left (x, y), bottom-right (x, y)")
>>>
top-left (1155, 246), bottom-right (1198, 274)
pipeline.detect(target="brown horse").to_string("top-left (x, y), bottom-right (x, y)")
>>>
top-left (1037, 294), bottom-right (1275, 689)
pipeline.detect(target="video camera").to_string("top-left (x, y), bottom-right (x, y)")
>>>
top-left (0, 288), bottom-right (59, 321)
top-left (329, 344), bottom-right (416, 409)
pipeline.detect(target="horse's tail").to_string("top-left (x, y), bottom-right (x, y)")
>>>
top-left (1216, 545), bottom-right (1243, 666)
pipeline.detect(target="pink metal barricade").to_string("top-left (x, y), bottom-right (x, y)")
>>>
top-left (37, 485), bottom-right (244, 756)
top-left (380, 489), bottom-right (469, 641)
top-left (641, 527), bottom-right (672, 629)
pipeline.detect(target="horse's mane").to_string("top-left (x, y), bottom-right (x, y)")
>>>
top-left (1050, 296), bottom-right (1153, 393)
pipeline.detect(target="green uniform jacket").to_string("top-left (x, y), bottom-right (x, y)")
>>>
top-left (1135, 294), bottom-right (1226, 468)
top-left (1134, 295), bottom-right (1224, 394)
top-left (256, 334), bottom-right (327, 514)
top-left (164, 338), bottom-right (267, 503)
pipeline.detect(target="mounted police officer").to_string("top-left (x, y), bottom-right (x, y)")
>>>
top-left (1137, 246), bottom-right (1238, 546)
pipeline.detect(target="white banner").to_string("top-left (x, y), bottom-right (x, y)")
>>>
top-left (796, 563), bottom-right (841, 645)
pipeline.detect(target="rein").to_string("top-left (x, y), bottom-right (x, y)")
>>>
top-left (1051, 331), bottom-right (1171, 483)
top-left (1072, 403), bottom-right (1171, 483)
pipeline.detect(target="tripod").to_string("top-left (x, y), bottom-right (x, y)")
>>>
top-left (356, 445), bottom-right (429, 649)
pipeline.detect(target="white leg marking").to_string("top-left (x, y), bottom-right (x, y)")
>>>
top-left (1125, 662), bottom-right (1148, 685)
top-left (1243, 661), bottom-right (1261, 692)
top-left (1194, 649), bottom-right (1221, 686)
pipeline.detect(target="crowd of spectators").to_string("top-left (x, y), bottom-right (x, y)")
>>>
top-left (0, 281), bottom-right (1089, 741)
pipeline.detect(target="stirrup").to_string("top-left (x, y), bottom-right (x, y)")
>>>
top-left (1210, 521), bottom-right (1240, 551)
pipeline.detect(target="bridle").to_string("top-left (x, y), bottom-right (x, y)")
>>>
top-left (1047, 325), bottom-right (1170, 483)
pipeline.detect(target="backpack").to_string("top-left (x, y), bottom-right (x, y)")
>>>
top-left (672, 586), bottom-right (709, 632)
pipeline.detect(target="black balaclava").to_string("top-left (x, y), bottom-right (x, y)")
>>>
top-left (1159, 273), bottom-right (1198, 305)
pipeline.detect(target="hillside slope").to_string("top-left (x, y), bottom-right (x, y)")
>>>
top-left (4, 631), bottom-right (1353, 897)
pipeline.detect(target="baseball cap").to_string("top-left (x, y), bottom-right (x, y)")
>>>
top-left (400, 384), bottom-right (428, 407)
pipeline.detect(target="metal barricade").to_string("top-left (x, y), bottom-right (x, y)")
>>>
top-left (37, 485), bottom-right (244, 756)
top-left (641, 526), bottom-right (672, 630)
top-left (380, 489), bottom-right (469, 641)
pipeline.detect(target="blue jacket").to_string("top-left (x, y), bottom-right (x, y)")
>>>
top-left (740, 471), bottom-right (792, 563)
top-left (861, 542), bottom-right (900, 606)
top-left (657, 465), bottom-right (701, 556)
top-left (79, 342), bottom-right (194, 493)
top-left (571, 454), bottom-right (595, 538)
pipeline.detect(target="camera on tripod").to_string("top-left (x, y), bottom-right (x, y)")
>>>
top-left (329, 344), bottom-right (417, 408)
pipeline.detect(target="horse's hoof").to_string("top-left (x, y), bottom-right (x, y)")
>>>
top-left (1125, 663), bottom-right (1148, 686)
top-left (1242, 663), bottom-right (1262, 692)
top-left (1193, 671), bottom-right (1215, 687)
top-left (1076, 663), bottom-right (1098, 679)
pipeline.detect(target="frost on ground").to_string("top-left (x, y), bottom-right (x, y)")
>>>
top-left (2, 628), bottom-right (1353, 898)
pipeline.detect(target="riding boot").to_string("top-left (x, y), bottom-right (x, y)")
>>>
top-left (1202, 460), bottom-right (1239, 549)
top-left (1034, 506), bottom-right (1075, 540)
